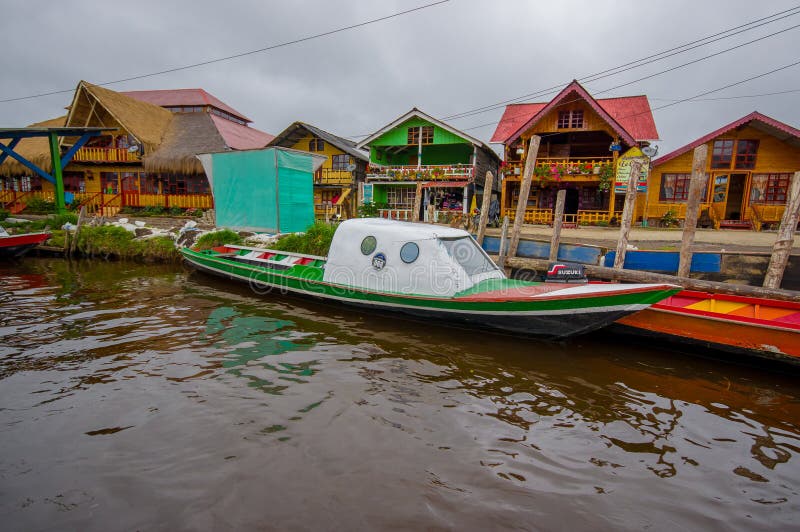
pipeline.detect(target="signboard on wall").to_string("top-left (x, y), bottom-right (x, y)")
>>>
top-left (614, 147), bottom-right (649, 194)
top-left (362, 183), bottom-right (374, 204)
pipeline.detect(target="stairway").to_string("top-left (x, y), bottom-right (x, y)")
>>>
top-left (718, 219), bottom-right (753, 230)
top-left (8, 201), bottom-right (26, 214)
top-left (98, 205), bottom-right (121, 218)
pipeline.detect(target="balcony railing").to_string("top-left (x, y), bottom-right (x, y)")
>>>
top-left (72, 147), bottom-right (141, 163)
top-left (502, 158), bottom-right (613, 181)
top-left (367, 164), bottom-right (473, 182)
top-left (315, 169), bottom-right (353, 185)
top-left (500, 207), bottom-right (623, 225)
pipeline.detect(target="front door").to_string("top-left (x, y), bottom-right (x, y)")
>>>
top-left (564, 188), bottom-right (579, 215)
top-left (713, 173), bottom-right (747, 220)
top-left (725, 174), bottom-right (746, 219)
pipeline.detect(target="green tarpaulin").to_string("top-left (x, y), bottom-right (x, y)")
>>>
top-left (197, 147), bottom-right (325, 233)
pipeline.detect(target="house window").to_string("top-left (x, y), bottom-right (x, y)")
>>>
top-left (332, 154), bottom-right (351, 171)
top-left (421, 126), bottom-right (433, 144)
top-left (557, 110), bottom-right (584, 129)
top-left (711, 139), bottom-right (734, 168)
top-left (407, 126), bottom-right (434, 145)
top-left (308, 138), bottom-right (325, 152)
top-left (386, 187), bottom-right (415, 208)
top-left (735, 140), bottom-right (759, 169)
top-left (659, 173), bottom-right (692, 202)
top-left (751, 173), bottom-right (790, 204)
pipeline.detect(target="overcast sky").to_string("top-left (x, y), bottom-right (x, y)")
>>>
top-left (2, 0), bottom-right (799, 156)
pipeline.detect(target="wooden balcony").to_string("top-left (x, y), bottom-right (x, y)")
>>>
top-left (72, 147), bottom-right (141, 163)
top-left (502, 158), bottom-right (613, 181)
top-left (367, 164), bottom-right (473, 182)
top-left (315, 169), bottom-right (353, 186)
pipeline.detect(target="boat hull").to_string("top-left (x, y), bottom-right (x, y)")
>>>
top-left (0, 232), bottom-right (51, 259)
top-left (182, 248), bottom-right (678, 340)
top-left (615, 292), bottom-right (800, 362)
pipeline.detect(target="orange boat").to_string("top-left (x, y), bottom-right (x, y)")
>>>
top-left (615, 290), bottom-right (800, 363)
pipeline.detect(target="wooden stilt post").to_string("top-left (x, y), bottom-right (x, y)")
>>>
top-left (498, 215), bottom-right (510, 271)
top-left (412, 182), bottom-right (423, 222)
top-left (549, 189), bottom-right (567, 262)
top-left (427, 203), bottom-right (434, 224)
top-left (613, 161), bottom-right (641, 269)
top-left (70, 206), bottom-right (86, 256)
top-left (763, 170), bottom-right (800, 289)
top-left (508, 136), bottom-right (541, 259)
top-left (677, 145), bottom-right (709, 278)
top-left (476, 171), bottom-right (494, 245)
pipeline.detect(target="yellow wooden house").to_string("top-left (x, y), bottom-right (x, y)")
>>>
top-left (491, 80), bottom-right (659, 226)
top-left (647, 112), bottom-right (800, 230)
top-left (267, 122), bottom-right (368, 220)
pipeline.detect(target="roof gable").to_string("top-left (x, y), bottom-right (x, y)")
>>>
top-left (491, 81), bottom-right (658, 145)
top-left (66, 81), bottom-right (173, 151)
top-left (653, 111), bottom-right (800, 167)
top-left (357, 108), bottom-right (498, 160)
top-left (268, 122), bottom-right (368, 161)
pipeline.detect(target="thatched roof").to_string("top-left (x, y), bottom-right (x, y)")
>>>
top-left (0, 116), bottom-right (65, 176)
top-left (65, 81), bottom-right (172, 152)
top-left (143, 112), bottom-right (228, 174)
top-left (2, 80), bottom-right (272, 177)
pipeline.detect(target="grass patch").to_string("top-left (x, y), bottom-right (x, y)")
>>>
top-left (2, 213), bottom-right (78, 232)
top-left (195, 229), bottom-right (243, 251)
top-left (75, 226), bottom-right (179, 262)
top-left (270, 222), bottom-right (335, 256)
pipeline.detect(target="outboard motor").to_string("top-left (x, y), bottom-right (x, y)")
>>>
top-left (545, 262), bottom-right (588, 284)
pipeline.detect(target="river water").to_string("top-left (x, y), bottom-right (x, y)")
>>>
top-left (1, 258), bottom-right (799, 531)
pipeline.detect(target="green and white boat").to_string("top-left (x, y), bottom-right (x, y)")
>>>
top-left (180, 219), bottom-right (679, 339)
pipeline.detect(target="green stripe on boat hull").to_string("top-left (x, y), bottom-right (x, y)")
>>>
top-left (181, 248), bottom-right (677, 339)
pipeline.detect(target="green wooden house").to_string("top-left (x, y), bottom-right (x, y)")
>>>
top-left (357, 108), bottom-right (500, 222)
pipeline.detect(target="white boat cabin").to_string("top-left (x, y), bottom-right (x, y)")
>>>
top-left (323, 218), bottom-right (504, 297)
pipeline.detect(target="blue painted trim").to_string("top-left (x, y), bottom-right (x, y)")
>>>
top-left (482, 235), bottom-right (603, 264)
top-left (603, 250), bottom-right (721, 273)
top-left (0, 138), bottom-right (21, 166)
top-left (0, 142), bottom-right (55, 184)
top-left (61, 133), bottom-right (96, 167)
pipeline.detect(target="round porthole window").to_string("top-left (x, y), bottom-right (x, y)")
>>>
top-left (360, 236), bottom-right (377, 255)
top-left (400, 242), bottom-right (419, 263)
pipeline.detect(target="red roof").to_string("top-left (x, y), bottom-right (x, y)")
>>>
top-left (123, 88), bottom-right (251, 123)
top-left (654, 111), bottom-right (800, 167)
top-left (490, 81), bottom-right (658, 144)
top-left (490, 103), bottom-right (546, 143)
top-left (209, 114), bottom-right (274, 150)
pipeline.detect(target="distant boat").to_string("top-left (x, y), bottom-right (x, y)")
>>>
top-left (0, 231), bottom-right (51, 259)
top-left (615, 290), bottom-right (800, 362)
top-left (181, 219), bottom-right (678, 339)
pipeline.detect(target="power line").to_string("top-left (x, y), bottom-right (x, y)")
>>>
top-left (443, 5), bottom-right (800, 121)
top-left (0, 0), bottom-right (450, 104)
top-left (592, 23), bottom-right (800, 96)
top-left (649, 88), bottom-right (800, 102)
top-left (446, 64), bottom-right (800, 141)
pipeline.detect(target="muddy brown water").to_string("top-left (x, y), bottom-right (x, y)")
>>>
top-left (2, 258), bottom-right (799, 531)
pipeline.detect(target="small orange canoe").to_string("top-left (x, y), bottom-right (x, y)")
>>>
top-left (615, 290), bottom-right (800, 362)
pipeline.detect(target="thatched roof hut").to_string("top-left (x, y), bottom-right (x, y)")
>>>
top-left (0, 116), bottom-right (65, 176)
top-left (1, 80), bottom-right (273, 178)
top-left (66, 81), bottom-right (172, 152)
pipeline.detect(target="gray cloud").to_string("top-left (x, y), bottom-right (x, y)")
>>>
top-left (1, 0), bottom-right (798, 155)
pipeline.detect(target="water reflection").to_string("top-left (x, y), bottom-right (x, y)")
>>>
top-left (1, 258), bottom-right (800, 530)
